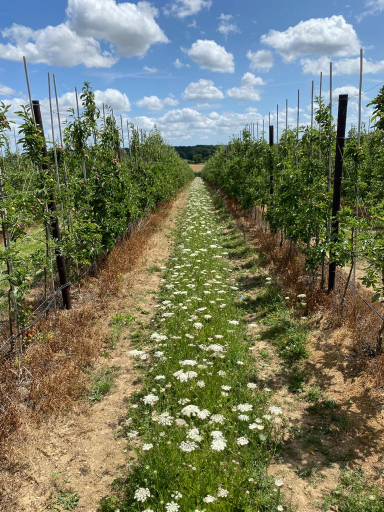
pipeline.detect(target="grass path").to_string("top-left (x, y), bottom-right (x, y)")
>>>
top-left (101, 178), bottom-right (286, 511)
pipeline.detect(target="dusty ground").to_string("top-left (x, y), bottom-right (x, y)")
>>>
top-left (188, 163), bottom-right (205, 173)
top-left (1, 185), bottom-right (191, 512)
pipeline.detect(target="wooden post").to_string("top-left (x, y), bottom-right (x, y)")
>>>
top-left (32, 100), bottom-right (72, 309)
top-left (328, 94), bottom-right (348, 293)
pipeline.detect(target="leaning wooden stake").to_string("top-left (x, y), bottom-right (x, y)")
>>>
top-left (32, 100), bottom-right (72, 310)
top-left (328, 94), bottom-right (348, 293)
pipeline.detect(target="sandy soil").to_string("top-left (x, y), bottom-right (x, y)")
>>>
top-left (2, 185), bottom-right (191, 512)
top-left (189, 163), bottom-right (205, 173)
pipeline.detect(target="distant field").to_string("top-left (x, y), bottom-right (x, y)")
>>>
top-left (189, 164), bottom-right (205, 173)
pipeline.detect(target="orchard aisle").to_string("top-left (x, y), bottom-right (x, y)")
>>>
top-left (101, 178), bottom-right (286, 512)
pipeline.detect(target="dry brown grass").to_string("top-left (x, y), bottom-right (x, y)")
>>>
top-left (0, 200), bottom-right (175, 487)
top-left (219, 196), bottom-right (384, 387)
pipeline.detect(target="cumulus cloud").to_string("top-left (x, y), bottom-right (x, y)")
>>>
top-left (261, 16), bottom-right (361, 62)
top-left (185, 39), bottom-right (235, 72)
top-left (0, 83), bottom-right (16, 96)
top-left (301, 56), bottom-right (384, 75)
top-left (182, 79), bottom-right (224, 101)
top-left (67, 0), bottom-right (168, 57)
top-left (164, 0), bottom-right (212, 18)
top-left (0, 0), bottom-right (168, 68)
top-left (217, 14), bottom-right (240, 38)
top-left (136, 94), bottom-right (179, 110)
top-left (50, 88), bottom-right (131, 111)
top-left (131, 107), bottom-right (267, 142)
top-left (226, 72), bottom-right (265, 102)
top-left (247, 49), bottom-right (274, 72)
top-left (0, 22), bottom-right (117, 67)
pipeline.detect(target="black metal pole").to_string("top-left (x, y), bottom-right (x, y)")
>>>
top-left (269, 125), bottom-right (274, 197)
top-left (32, 100), bottom-right (72, 309)
top-left (328, 94), bottom-right (348, 293)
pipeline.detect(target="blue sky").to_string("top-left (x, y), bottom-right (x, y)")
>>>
top-left (1, 0), bottom-right (384, 146)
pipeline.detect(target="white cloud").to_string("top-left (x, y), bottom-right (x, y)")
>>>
top-left (261, 16), bottom-right (361, 62)
top-left (247, 49), bottom-right (274, 72)
top-left (50, 88), bottom-right (131, 112)
top-left (217, 14), bottom-right (240, 38)
top-left (67, 0), bottom-right (169, 58)
top-left (143, 66), bottom-right (158, 73)
top-left (358, 0), bottom-right (384, 20)
top-left (0, 83), bottom-right (16, 96)
top-left (173, 58), bottom-right (190, 68)
top-left (182, 79), bottom-right (224, 100)
top-left (301, 56), bottom-right (384, 75)
top-left (136, 94), bottom-right (179, 110)
top-left (185, 39), bottom-right (235, 73)
top-left (164, 0), bottom-right (212, 18)
top-left (0, 0), bottom-right (169, 68)
top-left (226, 72), bottom-right (265, 102)
top-left (0, 22), bottom-right (117, 68)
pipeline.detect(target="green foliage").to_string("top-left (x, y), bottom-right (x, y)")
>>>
top-left (88, 367), bottom-right (119, 402)
top-left (54, 492), bottom-right (80, 510)
top-left (202, 98), bottom-right (384, 305)
top-left (323, 468), bottom-right (384, 512)
top-left (0, 83), bottom-right (194, 325)
top-left (174, 144), bottom-right (218, 163)
top-left (367, 86), bottom-right (384, 131)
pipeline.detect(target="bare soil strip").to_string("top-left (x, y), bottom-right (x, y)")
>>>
top-left (0, 185), bottom-right (191, 512)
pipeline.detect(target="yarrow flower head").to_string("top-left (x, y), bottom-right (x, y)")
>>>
top-left (142, 394), bottom-right (159, 406)
top-left (179, 440), bottom-right (197, 452)
top-left (217, 487), bottom-right (228, 498)
top-left (166, 502), bottom-right (180, 512)
top-left (134, 487), bottom-right (150, 502)
top-left (269, 406), bottom-right (283, 416)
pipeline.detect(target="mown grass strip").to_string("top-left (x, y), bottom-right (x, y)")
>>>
top-left (101, 179), bottom-right (287, 512)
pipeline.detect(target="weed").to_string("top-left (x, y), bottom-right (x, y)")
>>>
top-left (322, 468), bottom-right (384, 512)
top-left (54, 492), bottom-right (80, 510)
top-left (88, 367), bottom-right (119, 402)
top-left (146, 265), bottom-right (162, 274)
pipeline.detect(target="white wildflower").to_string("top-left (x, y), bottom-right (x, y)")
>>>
top-left (179, 441), bottom-right (197, 452)
top-left (134, 487), bottom-right (150, 502)
top-left (237, 403), bottom-right (253, 412)
top-left (236, 436), bottom-right (249, 446)
top-left (166, 502), bottom-right (180, 512)
top-left (142, 394), bottom-right (159, 406)
top-left (181, 405), bottom-right (200, 417)
top-left (269, 406), bottom-right (283, 416)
